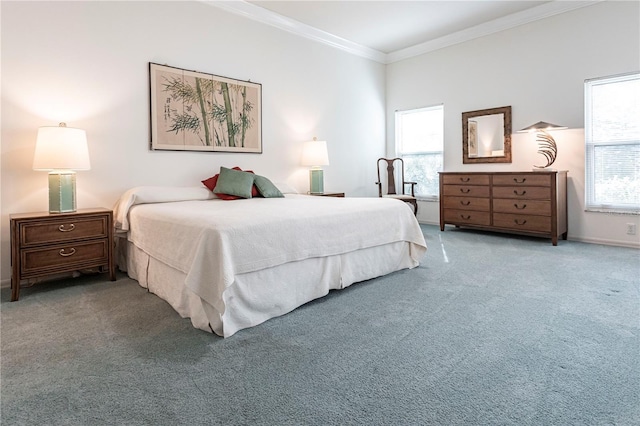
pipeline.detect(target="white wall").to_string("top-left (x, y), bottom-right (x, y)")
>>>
top-left (387, 0), bottom-right (640, 247)
top-left (0, 1), bottom-right (386, 282)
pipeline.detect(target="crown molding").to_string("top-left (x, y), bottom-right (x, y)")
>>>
top-left (204, 0), bottom-right (387, 63)
top-left (386, 1), bottom-right (604, 64)
top-left (203, 0), bottom-right (604, 65)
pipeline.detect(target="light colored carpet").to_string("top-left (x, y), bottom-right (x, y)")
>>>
top-left (1, 225), bottom-right (639, 425)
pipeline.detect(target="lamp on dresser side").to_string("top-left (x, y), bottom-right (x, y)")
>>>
top-left (517, 121), bottom-right (567, 170)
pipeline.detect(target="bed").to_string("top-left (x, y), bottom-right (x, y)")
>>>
top-left (114, 185), bottom-right (427, 337)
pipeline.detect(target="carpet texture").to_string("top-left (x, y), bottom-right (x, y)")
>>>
top-left (1, 225), bottom-right (638, 425)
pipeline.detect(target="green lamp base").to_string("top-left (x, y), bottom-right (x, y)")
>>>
top-left (309, 168), bottom-right (324, 194)
top-left (49, 171), bottom-right (77, 213)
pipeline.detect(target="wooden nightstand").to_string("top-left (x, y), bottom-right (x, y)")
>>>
top-left (10, 208), bottom-right (116, 301)
top-left (308, 192), bottom-right (345, 197)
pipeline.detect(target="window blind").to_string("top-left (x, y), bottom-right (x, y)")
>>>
top-left (585, 72), bottom-right (640, 213)
top-left (395, 105), bottom-right (444, 199)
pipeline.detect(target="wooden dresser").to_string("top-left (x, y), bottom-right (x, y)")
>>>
top-left (439, 171), bottom-right (567, 245)
top-left (10, 208), bottom-right (115, 301)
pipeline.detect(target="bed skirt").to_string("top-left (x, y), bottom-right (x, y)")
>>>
top-left (118, 238), bottom-right (418, 337)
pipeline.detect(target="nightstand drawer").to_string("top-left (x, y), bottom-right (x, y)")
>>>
top-left (20, 240), bottom-right (109, 276)
top-left (493, 213), bottom-right (550, 232)
top-left (20, 216), bottom-right (109, 246)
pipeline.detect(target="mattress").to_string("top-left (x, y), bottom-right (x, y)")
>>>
top-left (114, 186), bottom-right (427, 337)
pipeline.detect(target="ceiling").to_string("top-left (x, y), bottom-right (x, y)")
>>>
top-left (210, 1), bottom-right (601, 63)
top-left (249, 1), bottom-right (547, 54)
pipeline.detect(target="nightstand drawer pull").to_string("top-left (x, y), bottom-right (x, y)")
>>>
top-left (514, 203), bottom-right (527, 210)
top-left (460, 188), bottom-right (470, 194)
top-left (58, 224), bottom-right (75, 232)
top-left (514, 219), bottom-right (527, 226)
top-left (460, 214), bottom-right (471, 220)
top-left (460, 200), bottom-right (471, 206)
top-left (513, 190), bottom-right (527, 196)
top-left (59, 248), bottom-right (76, 257)
top-left (460, 177), bottom-right (470, 182)
top-left (513, 178), bottom-right (526, 183)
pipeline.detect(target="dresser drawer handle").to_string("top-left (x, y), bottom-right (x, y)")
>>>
top-left (513, 178), bottom-right (526, 183)
top-left (58, 224), bottom-right (75, 232)
top-left (513, 190), bottom-right (527, 196)
top-left (460, 200), bottom-right (471, 206)
top-left (514, 219), bottom-right (527, 226)
top-left (460, 214), bottom-right (471, 220)
top-left (59, 248), bottom-right (76, 257)
top-left (514, 203), bottom-right (527, 210)
top-left (460, 177), bottom-right (470, 182)
top-left (460, 188), bottom-right (471, 194)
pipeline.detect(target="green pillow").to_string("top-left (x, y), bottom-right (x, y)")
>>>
top-left (254, 175), bottom-right (284, 198)
top-left (213, 167), bottom-right (255, 199)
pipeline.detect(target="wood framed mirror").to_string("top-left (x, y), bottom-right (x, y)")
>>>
top-left (462, 106), bottom-right (512, 163)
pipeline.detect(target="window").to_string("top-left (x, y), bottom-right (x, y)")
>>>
top-left (585, 72), bottom-right (640, 213)
top-left (395, 105), bottom-right (444, 199)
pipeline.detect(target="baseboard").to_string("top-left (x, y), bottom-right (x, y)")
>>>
top-left (1, 278), bottom-right (10, 289)
top-left (568, 236), bottom-right (640, 249)
top-left (416, 221), bottom-right (639, 249)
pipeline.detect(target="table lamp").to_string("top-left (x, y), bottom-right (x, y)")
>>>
top-left (33, 122), bottom-right (91, 213)
top-left (301, 137), bottom-right (329, 194)
top-left (518, 121), bottom-right (567, 169)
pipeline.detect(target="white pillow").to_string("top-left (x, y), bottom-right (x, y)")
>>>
top-left (114, 186), bottom-right (215, 231)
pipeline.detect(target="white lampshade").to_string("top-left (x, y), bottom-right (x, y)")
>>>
top-left (33, 123), bottom-right (91, 171)
top-left (301, 138), bottom-right (329, 167)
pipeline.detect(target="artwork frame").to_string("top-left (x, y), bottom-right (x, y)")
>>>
top-left (149, 63), bottom-right (262, 153)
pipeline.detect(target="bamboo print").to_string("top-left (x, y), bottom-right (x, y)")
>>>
top-left (220, 82), bottom-right (235, 147)
top-left (195, 78), bottom-right (212, 146)
top-left (240, 86), bottom-right (247, 148)
top-left (151, 63), bottom-right (261, 152)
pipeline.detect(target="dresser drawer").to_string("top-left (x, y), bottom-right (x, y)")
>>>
top-left (493, 213), bottom-right (550, 232)
top-left (20, 240), bottom-right (109, 277)
top-left (442, 196), bottom-right (490, 211)
top-left (441, 174), bottom-right (490, 186)
top-left (442, 185), bottom-right (490, 198)
top-left (492, 186), bottom-right (550, 200)
top-left (493, 199), bottom-right (551, 216)
top-left (443, 209), bottom-right (491, 226)
top-left (493, 174), bottom-right (551, 187)
top-left (20, 216), bottom-right (109, 247)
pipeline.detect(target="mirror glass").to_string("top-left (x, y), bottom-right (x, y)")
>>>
top-left (462, 106), bottom-right (512, 163)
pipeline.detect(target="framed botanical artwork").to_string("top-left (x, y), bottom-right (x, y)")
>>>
top-left (149, 63), bottom-right (262, 153)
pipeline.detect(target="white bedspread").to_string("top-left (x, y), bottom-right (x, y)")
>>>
top-left (114, 189), bottom-right (427, 326)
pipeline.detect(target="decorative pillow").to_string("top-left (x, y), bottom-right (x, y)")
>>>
top-left (254, 175), bottom-right (284, 198)
top-left (202, 167), bottom-right (260, 199)
top-left (212, 167), bottom-right (255, 199)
